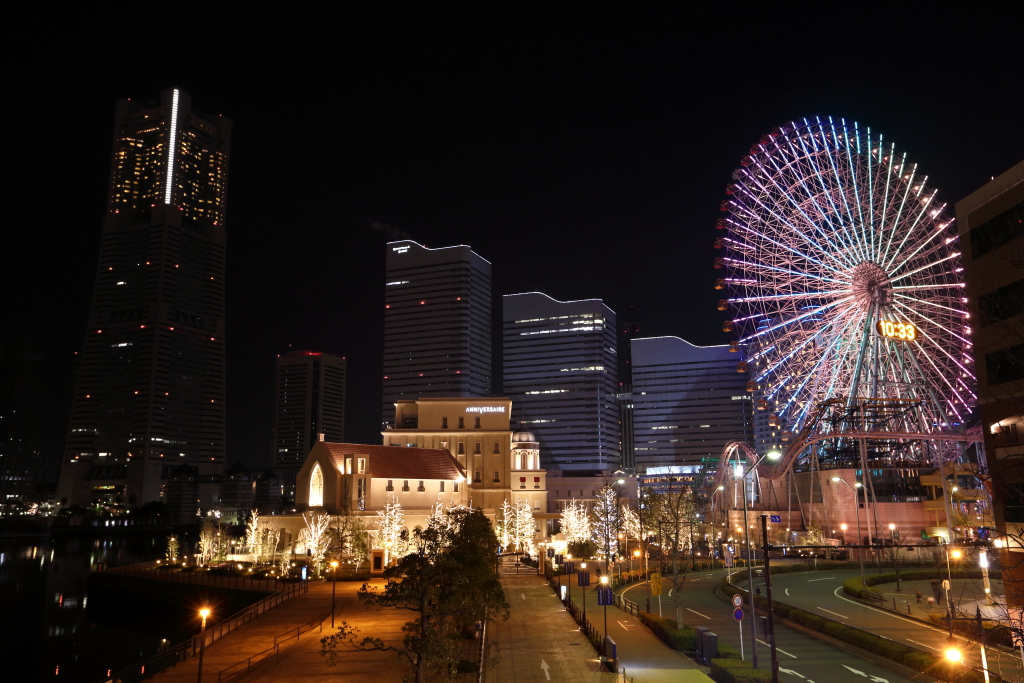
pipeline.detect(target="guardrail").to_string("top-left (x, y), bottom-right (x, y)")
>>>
top-left (217, 611), bottom-right (328, 682)
top-left (99, 562), bottom-right (286, 591)
top-left (99, 581), bottom-right (308, 683)
top-left (613, 593), bottom-right (640, 616)
top-left (863, 590), bottom-right (913, 615)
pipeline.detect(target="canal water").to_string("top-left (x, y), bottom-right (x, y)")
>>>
top-left (0, 531), bottom-right (224, 683)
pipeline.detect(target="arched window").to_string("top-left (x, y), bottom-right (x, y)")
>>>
top-left (309, 463), bottom-right (324, 507)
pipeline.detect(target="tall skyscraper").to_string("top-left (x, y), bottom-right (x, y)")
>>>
top-left (0, 338), bottom-right (47, 503)
top-left (272, 350), bottom-right (347, 496)
top-left (382, 241), bottom-right (492, 427)
top-left (502, 292), bottom-right (620, 472)
top-left (631, 336), bottom-right (751, 476)
top-left (955, 162), bottom-right (1023, 606)
top-left (57, 89), bottom-right (231, 506)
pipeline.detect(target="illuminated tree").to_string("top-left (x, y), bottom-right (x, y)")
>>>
top-left (166, 534), bottom-right (179, 563)
top-left (322, 508), bottom-right (508, 683)
top-left (245, 509), bottom-right (261, 562)
top-left (375, 495), bottom-right (407, 566)
top-left (301, 511), bottom-right (331, 577)
top-left (592, 485), bottom-right (621, 563)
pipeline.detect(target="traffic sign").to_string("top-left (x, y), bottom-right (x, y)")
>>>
top-left (732, 594), bottom-right (743, 608)
top-left (942, 579), bottom-right (950, 591)
top-left (770, 515), bottom-right (781, 523)
top-left (651, 572), bottom-right (662, 596)
top-left (733, 608), bottom-right (744, 621)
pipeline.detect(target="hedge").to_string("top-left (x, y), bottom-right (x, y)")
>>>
top-left (721, 573), bottom-right (992, 683)
top-left (709, 658), bottom-right (772, 683)
top-left (637, 612), bottom-right (741, 659)
top-left (842, 569), bottom-right (1003, 600)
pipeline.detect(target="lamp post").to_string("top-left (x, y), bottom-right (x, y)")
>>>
top-left (979, 550), bottom-right (993, 606)
top-left (600, 574), bottom-right (610, 646)
top-left (197, 608), bottom-right (210, 683)
top-left (831, 477), bottom-right (865, 591)
top-left (330, 560), bottom-right (339, 627)
top-left (566, 554), bottom-right (573, 607)
top-left (581, 561), bottom-right (588, 627)
top-left (730, 447), bottom-right (782, 669)
top-left (760, 515), bottom-right (780, 683)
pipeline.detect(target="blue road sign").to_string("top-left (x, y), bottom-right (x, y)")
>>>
top-left (563, 561), bottom-right (574, 574)
top-left (547, 548), bottom-right (555, 558)
top-left (597, 586), bottom-right (613, 605)
top-left (733, 608), bottom-right (744, 621)
top-left (770, 515), bottom-right (781, 523)
top-left (555, 554), bottom-right (564, 564)
top-left (578, 572), bottom-right (591, 587)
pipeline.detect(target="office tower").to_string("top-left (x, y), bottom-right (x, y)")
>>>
top-left (382, 241), bottom-right (492, 426)
top-left (502, 292), bottom-right (620, 472)
top-left (57, 89), bottom-right (231, 506)
top-left (955, 162), bottom-right (1023, 606)
top-left (0, 338), bottom-right (46, 503)
top-left (631, 336), bottom-right (751, 476)
top-left (272, 350), bottom-right (347, 495)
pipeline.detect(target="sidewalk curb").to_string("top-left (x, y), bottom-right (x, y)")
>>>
top-left (845, 590), bottom-right (1017, 657)
top-left (715, 585), bottom-right (943, 683)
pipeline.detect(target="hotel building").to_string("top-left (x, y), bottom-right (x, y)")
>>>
top-left (382, 241), bottom-right (492, 427)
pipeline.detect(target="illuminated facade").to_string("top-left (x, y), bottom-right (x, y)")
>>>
top-left (382, 241), bottom-right (492, 427)
top-left (271, 350), bottom-right (347, 496)
top-left (631, 336), bottom-right (751, 475)
top-left (502, 293), bottom-right (620, 472)
top-left (57, 89), bottom-right (231, 506)
top-left (956, 162), bottom-right (1024, 605)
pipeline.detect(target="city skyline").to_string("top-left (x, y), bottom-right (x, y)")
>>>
top-left (6, 9), bottom-right (1022, 477)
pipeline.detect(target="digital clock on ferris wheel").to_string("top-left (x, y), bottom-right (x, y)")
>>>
top-left (876, 320), bottom-right (918, 341)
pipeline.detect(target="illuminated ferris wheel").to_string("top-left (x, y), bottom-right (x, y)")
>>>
top-left (714, 117), bottom-right (975, 441)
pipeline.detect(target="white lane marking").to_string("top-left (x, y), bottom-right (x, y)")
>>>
top-left (521, 593), bottom-right (526, 601)
top-left (842, 664), bottom-right (889, 682)
top-left (540, 659), bottom-right (551, 680)
top-left (816, 606), bottom-right (849, 619)
top-left (832, 587), bottom-right (972, 640)
top-left (907, 639), bottom-right (936, 650)
top-left (687, 608), bottom-right (711, 619)
top-left (756, 639), bottom-right (797, 658)
top-left (617, 620), bottom-right (634, 631)
top-left (779, 667), bottom-right (804, 679)
top-left (807, 577), bottom-right (836, 582)
top-left (785, 588), bottom-right (790, 596)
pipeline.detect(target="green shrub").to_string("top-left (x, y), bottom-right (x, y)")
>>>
top-left (709, 658), bottom-right (772, 683)
top-left (637, 612), bottom-right (697, 651)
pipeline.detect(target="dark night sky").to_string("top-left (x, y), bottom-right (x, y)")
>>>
top-left (5, 6), bottom-right (1022, 478)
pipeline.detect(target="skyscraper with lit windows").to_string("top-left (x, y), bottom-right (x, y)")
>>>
top-left (57, 89), bottom-right (231, 506)
top-left (272, 350), bottom-right (347, 496)
top-left (382, 241), bottom-right (492, 427)
top-left (502, 292), bottom-right (620, 472)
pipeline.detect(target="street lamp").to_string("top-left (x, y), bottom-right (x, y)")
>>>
top-left (330, 560), bottom-right (339, 627)
top-left (580, 561), bottom-right (588, 627)
top-left (831, 477), bottom-right (866, 590)
top-left (632, 548), bottom-right (640, 573)
top-left (979, 551), bottom-right (993, 606)
top-left (197, 607), bottom-right (211, 683)
top-left (600, 574), bottom-right (610, 648)
top-left (730, 446), bottom-right (781, 670)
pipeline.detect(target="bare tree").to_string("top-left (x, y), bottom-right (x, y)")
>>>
top-left (657, 483), bottom-right (700, 628)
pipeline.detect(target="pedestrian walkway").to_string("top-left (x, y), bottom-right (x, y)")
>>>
top-left (150, 579), bottom-right (408, 683)
top-left (488, 574), bottom-right (618, 683)
top-left (868, 577), bottom-right (1006, 621)
top-left (573, 577), bottom-right (713, 683)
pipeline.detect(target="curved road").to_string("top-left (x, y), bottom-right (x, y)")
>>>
top-left (609, 569), bottom-right (926, 683)
top-left (733, 568), bottom-right (1021, 682)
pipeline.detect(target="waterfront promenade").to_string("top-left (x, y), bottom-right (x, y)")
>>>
top-left (150, 579), bottom-right (408, 683)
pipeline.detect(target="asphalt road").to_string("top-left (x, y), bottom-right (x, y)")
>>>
top-left (612, 568), bottom-right (931, 683)
top-left (734, 568), bottom-right (1022, 682)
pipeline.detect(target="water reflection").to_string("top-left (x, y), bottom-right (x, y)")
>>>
top-left (0, 533), bottom-right (172, 682)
